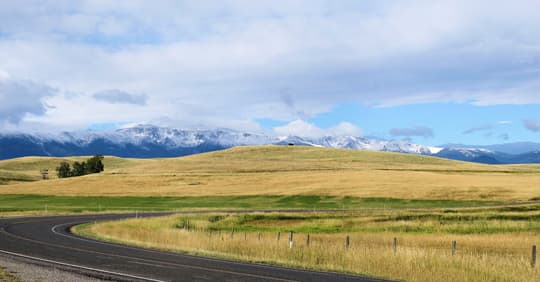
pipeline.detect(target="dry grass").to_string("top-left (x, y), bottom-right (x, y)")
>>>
top-left (0, 267), bottom-right (21, 282)
top-left (76, 213), bottom-right (540, 282)
top-left (1, 146), bottom-right (539, 201)
top-left (0, 155), bottom-right (142, 184)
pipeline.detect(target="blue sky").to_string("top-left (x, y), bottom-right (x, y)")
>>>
top-left (259, 103), bottom-right (540, 146)
top-left (0, 1), bottom-right (539, 145)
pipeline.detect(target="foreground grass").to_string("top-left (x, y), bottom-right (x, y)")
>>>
top-left (1, 146), bottom-right (539, 201)
top-left (0, 194), bottom-right (499, 214)
top-left (75, 207), bottom-right (540, 282)
top-left (0, 267), bottom-right (22, 282)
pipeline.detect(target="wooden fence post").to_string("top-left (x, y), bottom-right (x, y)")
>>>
top-left (289, 231), bottom-right (294, 249)
top-left (306, 234), bottom-right (310, 247)
top-left (452, 240), bottom-right (457, 256)
top-left (258, 233), bottom-right (261, 241)
top-left (532, 245), bottom-right (537, 267)
top-left (231, 227), bottom-right (234, 239)
top-left (346, 235), bottom-right (350, 250)
top-left (393, 237), bottom-right (397, 255)
top-left (277, 231), bottom-right (280, 241)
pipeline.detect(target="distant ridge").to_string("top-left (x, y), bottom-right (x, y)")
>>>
top-left (1, 124), bottom-right (539, 164)
top-left (442, 142), bottom-right (540, 155)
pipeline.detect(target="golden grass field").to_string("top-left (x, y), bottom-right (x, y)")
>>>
top-left (2, 146), bottom-right (538, 280)
top-left (1, 146), bottom-right (539, 201)
top-left (75, 209), bottom-right (540, 282)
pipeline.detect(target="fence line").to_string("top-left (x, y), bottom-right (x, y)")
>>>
top-left (188, 229), bottom-right (538, 268)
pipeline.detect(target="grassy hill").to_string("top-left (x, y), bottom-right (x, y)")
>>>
top-left (0, 146), bottom-right (538, 202)
top-left (3, 146), bottom-right (536, 281)
top-left (0, 156), bottom-right (142, 184)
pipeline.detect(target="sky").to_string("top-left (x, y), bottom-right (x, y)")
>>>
top-left (0, 0), bottom-right (539, 146)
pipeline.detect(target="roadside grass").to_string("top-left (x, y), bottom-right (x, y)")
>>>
top-left (0, 267), bottom-right (22, 282)
top-left (173, 206), bottom-right (540, 234)
top-left (1, 146), bottom-right (538, 201)
top-left (75, 207), bottom-right (540, 282)
top-left (2, 146), bottom-right (537, 280)
top-left (0, 194), bottom-right (499, 214)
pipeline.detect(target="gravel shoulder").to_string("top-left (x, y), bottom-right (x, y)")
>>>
top-left (0, 254), bottom-right (108, 282)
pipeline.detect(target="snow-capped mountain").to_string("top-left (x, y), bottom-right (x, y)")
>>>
top-left (431, 147), bottom-right (540, 164)
top-left (434, 148), bottom-right (503, 164)
top-left (0, 125), bottom-right (276, 160)
top-left (285, 135), bottom-right (441, 155)
top-left (442, 142), bottom-right (540, 155)
top-left (114, 125), bottom-right (274, 147)
top-left (0, 124), bottom-right (538, 164)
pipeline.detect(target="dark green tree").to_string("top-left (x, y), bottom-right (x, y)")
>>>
top-left (56, 161), bottom-right (71, 178)
top-left (86, 155), bottom-right (104, 174)
top-left (72, 161), bottom-right (87, 176)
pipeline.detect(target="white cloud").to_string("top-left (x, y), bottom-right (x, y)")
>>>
top-left (390, 126), bottom-right (434, 138)
top-left (524, 119), bottom-right (540, 132)
top-left (463, 125), bottom-right (492, 135)
top-left (329, 122), bottom-right (363, 136)
top-left (0, 69), bottom-right (10, 80)
top-left (273, 120), bottom-right (324, 137)
top-left (93, 89), bottom-right (147, 105)
top-left (0, 71), bottom-right (57, 124)
top-left (273, 120), bottom-right (362, 138)
top-left (0, 1), bottom-right (538, 131)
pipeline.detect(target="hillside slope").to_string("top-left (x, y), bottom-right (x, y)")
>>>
top-left (2, 125), bottom-right (539, 164)
top-left (0, 146), bottom-right (538, 201)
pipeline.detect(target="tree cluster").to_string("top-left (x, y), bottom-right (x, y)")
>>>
top-left (56, 155), bottom-right (104, 178)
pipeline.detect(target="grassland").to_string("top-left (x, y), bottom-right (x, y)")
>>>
top-left (1, 146), bottom-right (539, 202)
top-left (2, 146), bottom-right (539, 280)
top-left (75, 205), bottom-right (540, 282)
top-left (0, 267), bottom-right (21, 282)
top-left (0, 155), bottom-right (141, 184)
top-left (0, 194), bottom-right (501, 214)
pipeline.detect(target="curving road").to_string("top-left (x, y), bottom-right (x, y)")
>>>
top-left (0, 213), bottom-right (389, 282)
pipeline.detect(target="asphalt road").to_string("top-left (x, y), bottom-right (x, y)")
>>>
top-left (0, 213), bottom-right (389, 282)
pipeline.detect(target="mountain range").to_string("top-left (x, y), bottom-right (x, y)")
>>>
top-left (1, 124), bottom-right (539, 164)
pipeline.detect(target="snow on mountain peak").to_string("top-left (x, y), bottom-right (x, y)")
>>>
top-left (0, 124), bottom-right (442, 156)
top-left (2, 125), bottom-right (540, 164)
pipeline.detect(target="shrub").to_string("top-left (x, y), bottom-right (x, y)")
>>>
top-left (72, 161), bottom-right (87, 176)
top-left (55, 155), bottom-right (104, 178)
top-left (56, 161), bottom-right (71, 178)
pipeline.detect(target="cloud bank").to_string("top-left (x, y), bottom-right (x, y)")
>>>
top-left (390, 127), bottom-right (434, 138)
top-left (0, 72), bottom-right (57, 124)
top-left (93, 89), bottom-right (147, 105)
top-left (524, 119), bottom-right (540, 132)
top-left (273, 120), bottom-right (362, 138)
top-left (463, 125), bottom-right (493, 135)
top-left (0, 1), bottom-right (538, 136)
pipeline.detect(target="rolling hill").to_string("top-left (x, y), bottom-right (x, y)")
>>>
top-left (0, 146), bottom-right (538, 202)
top-left (2, 125), bottom-right (539, 164)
